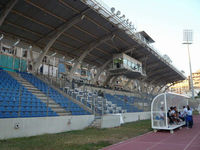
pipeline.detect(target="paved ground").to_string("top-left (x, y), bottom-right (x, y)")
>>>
top-left (102, 116), bottom-right (200, 150)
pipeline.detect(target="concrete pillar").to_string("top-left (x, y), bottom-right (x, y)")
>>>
top-left (93, 59), bottom-right (112, 84)
top-left (110, 76), bottom-right (119, 87)
top-left (124, 79), bottom-right (132, 89)
top-left (103, 75), bottom-right (113, 87)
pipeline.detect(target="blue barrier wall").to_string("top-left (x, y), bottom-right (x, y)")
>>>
top-left (0, 54), bottom-right (27, 72)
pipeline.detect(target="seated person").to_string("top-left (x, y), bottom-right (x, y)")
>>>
top-left (167, 109), bottom-right (174, 124)
top-left (159, 107), bottom-right (165, 120)
top-left (174, 106), bottom-right (181, 123)
top-left (179, 111), bottom-right (185, 121)
top-left (155, 107), bottom-right (165, 127)
top-left (169, 106), bottom-right (179, 124)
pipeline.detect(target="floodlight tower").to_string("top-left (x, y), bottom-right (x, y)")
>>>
top-left (183, 29), bottom-right (194, 100)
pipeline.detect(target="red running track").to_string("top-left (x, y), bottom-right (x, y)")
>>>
top-left (102, 116), bottom-right (200, 150)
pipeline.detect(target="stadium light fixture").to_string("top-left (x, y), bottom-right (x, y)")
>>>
top-left (182, 29), bottom-right (194, 100)
top-left (28, 45), bottom-right (32, 49)
top-left (116, 10), bottom-right (121, 16)
top-left (126, 19), bottom-right (129, 24)
top-left (13, 39), bottom-right (20, 46)
top-left (111, 7), bottom-right (115, 13)
top-left (129, 21), bottom-right (132, 27)
top-left (81, 15), bottom-right (85, 20)
top-left (120, 14), bottom-right (125, 19)
top-left (0, 34), bottom-right (3, 41)
top-left (51, 52), bottom-right (57, 57)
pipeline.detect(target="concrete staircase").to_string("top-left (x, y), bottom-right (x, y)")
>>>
top-left (35, 74), bottom-right (93, 114)
top-left (8, 71), bottom-right (70, 116)
top-left (89, 116), bottom-right (102, 128)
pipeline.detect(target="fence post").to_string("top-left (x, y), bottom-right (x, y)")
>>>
top-left (94, 95), bottom-right (96, 116)
top-left (46, 86), bottom-right (49, 116)
top-left (18, 85), bottom-right (22, 117)
top-left (101, 98), bottom-right (104, 116)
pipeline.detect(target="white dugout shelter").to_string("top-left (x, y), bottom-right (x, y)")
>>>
top-left (151, 92), bottom-right (189, 133)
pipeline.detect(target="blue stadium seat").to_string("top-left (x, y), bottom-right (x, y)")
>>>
top-left (0, 70), bottom-right (58, 118)
top-left (19, 72), bottom-right (90, 115)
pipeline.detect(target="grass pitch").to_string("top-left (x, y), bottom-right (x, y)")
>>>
top-left (0, 119), bottom-right (151, 150)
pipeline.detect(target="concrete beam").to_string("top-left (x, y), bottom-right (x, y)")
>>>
top-left (149, 86), bottom-right (157, 95)
top-left (69, 32), bottom-right (116, 79)
top-left (0, 0), bottom-right (18, 27)
top-left (33, 8), bottom-right (89, 72)
top-left (93, 59), bottom-right (112, 84)
top-left (163, 83), bottom-right (174, 92)
top-left (123, 45), bottom-right (139, 53)
top-left (110, 76), bottom-right (119, 87)
top-left (103, 75), bottom-right (113, 86)
top-left (124, 79), bottom-right (132, 89)
top-left (157, 84), bottom-right (166, 94)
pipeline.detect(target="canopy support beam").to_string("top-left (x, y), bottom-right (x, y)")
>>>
top-left (69, 33), bottom-right (116, 79)
top-left (33, 9), bottom-right (88, 72)
top-left (0, 0), bottom-right (18, 27)
top-left (93, 59), bottom-right (112, 84)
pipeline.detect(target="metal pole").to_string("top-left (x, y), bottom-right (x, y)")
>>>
top-left (46, 86), bottom-right (49, 116)
top-left (18, 85), bottom-right (22, 117)
top-left (187, 44), bottom-right (194, 100)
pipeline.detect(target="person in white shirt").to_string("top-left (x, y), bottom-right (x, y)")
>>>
top-left (159, 107), bottom-right (165, 120)
top-left (183, 106), bottom-right (188, 117)
top-left (186, 105), bottom-right (193, 128)
top-left (180, 106), bottom-right (188, 122)
top-left (159, 107), bottom-right (165, 127)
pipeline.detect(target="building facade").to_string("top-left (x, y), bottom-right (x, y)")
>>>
top-left (170, 69), bottom-right (200, 95)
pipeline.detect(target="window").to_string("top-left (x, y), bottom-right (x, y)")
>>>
top-left (42, 56), bottom-right (47, 63)
top-left (128, 61), bottom-right (131, 68)
top-left (22, 50), bottom-right (27, 58)
top-left (123, 59), bottom-right (127, 66)
top-left (131, 63), bottom-right (135, 70)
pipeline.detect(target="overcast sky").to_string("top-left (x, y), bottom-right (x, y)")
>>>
top-left (101, 0), bottom-right (200, 76)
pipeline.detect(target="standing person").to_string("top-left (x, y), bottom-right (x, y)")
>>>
top-left (182, 106), bottom-right (188, 123)
top-left (71, 79), bottom-right (75, 89)
top-left (186, 105), bottom-right (193, 128)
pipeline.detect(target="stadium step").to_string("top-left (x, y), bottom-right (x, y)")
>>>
top-left (35, 74), bottom-right (93, 115)
top-left (8, 71), bottom-right (70, 116)
top-left (89, 117), bottom-right (102, 128)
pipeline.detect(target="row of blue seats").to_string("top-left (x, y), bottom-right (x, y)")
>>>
top-left (20, 72), bottom-right (91, 115)
top-left (0, 70), bottom-right (58, 118)
top-left (0, 111), bottom-right (58, 118)
top-left (0, 106), bottom-right (53, 111)
top-left (105, 93), bottom-right (142, 112)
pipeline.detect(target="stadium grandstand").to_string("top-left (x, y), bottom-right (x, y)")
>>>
top-left (0, 0), bottom-right (186, 139)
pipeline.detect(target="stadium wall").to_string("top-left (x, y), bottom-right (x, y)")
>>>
top-left (0, 115), bottom-right (94, 139)
top-left (122, 112), bottom-right (151, 123)
top-left (0, 112), bottom-right (150, 139)
top-left (101, 112), bottom-right (151, 128)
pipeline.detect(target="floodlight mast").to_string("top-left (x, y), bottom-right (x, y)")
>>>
top-left (183, 29), bottom-right (194, 100)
